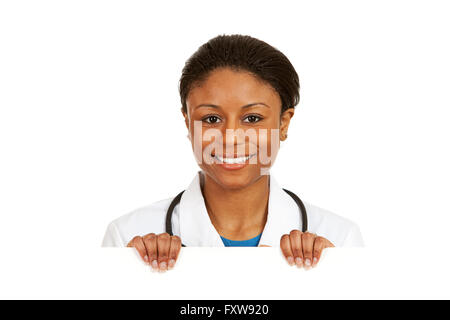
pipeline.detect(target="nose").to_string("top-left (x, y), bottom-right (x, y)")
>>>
top-left (221, 120), bottom-right (256, 156)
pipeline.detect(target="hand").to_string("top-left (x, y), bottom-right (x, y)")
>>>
top-left (127, 233), bottom-right (182, 272)
top-left (280, 230), bottom-right (334, 269)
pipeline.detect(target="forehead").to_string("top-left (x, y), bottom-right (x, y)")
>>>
top-left (186, 68), bottom-right (281, 111)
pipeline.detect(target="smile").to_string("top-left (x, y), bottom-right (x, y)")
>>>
top-left (213, 154), bottom-right (256, 164)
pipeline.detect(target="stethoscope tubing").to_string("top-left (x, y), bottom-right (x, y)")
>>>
top-left (165, 189), bottom-right (307, 247)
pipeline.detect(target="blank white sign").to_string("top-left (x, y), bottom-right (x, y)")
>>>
top-left (1, 247), bottom-right (449, 299)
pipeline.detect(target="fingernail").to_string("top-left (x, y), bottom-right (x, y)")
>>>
top-left (151, 260), bottom-right (158, 270)
top-left (160, 261), bottom-right (167, 271)
top-left (287, 256), bottom-right (294, 266)
top-left (295, 257), bottom-right (303, 268)
top-left (168, 259), bottom-right (176, 269)
top-left (312, 257), bottom-right (318, 267)
top-left (144, 255), bottom-right (149, 263)
top-left (305, 259), bottom-right (311, 267)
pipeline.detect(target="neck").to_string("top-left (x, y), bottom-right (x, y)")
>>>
top-left (200, 172), bottom-right (270, 240)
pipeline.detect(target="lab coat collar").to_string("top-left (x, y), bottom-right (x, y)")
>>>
top-left (179, 171), bottom-right (301, 247)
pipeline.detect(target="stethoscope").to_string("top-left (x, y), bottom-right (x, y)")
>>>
top-left (165, 189), bottom-right (308, 247)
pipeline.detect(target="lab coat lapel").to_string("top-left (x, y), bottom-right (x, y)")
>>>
top-left (178, 171), bottom-right (301, 247)
top-left (179, 172), bottom-right (225, 247)
top-left (258, 175), bottom-right (302, 247)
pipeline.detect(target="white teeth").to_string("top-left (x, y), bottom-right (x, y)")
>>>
top-left (214, 154), bottom-right (255, 164)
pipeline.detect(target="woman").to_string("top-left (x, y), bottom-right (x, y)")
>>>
top-left (102, 34), bottom-right (364, 272)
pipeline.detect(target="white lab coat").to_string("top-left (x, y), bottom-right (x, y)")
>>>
top-left (102, 172), bottom-right (364, 247)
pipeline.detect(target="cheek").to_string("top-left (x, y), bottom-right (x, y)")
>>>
top-left (257, 128), bottom-right (280, 164)
top-left (189, 122), bottom-right (223, 164)
top-left (188, 121), bottom-right (204, 163)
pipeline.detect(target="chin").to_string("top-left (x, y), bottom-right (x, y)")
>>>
top-left (201, 165), bottom-right (264, 191)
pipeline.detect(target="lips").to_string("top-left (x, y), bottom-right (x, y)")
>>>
top-left (212, 153), bottom-right (257, 164)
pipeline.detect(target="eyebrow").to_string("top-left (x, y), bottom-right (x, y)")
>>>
top-left (194, 102), bottom-right (270, 110)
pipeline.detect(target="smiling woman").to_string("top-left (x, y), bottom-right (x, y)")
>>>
top-left (102, 34), bottom-right (364, 272)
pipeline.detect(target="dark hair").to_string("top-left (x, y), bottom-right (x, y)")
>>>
top-left (179, 34), bottom-right (300, 114)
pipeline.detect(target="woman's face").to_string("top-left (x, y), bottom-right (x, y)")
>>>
top-left (183, 67), bottom-right (294, 190)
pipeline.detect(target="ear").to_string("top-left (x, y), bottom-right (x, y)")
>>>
top-left (280, 108), bottom-right (295, 141)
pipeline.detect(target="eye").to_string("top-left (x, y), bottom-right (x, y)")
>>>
top-left (202, 115), bottom-right (222, 124)
top-left (243, 115), bottom-right (263, 123)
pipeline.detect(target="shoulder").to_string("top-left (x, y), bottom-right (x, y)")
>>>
top-left (303, 201), bottom-right (364, 247)
top-left (101, 197), bottom-right (173, 247)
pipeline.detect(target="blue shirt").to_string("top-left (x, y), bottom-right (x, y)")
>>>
top-left (220, 233), bottom-right (262, 247)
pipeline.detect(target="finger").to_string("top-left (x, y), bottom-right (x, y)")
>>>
top-left (167, 235), bottom-right (182, 270)
top-left (289, 230), bottom-right (304, 268)
top-left (301, 232), bottom-right (315, 269)
top-left (325, 238), bottom-right (335, 248)
top-left (280, 234), bottom-right (295, 266)
top-left (156, 233), bottom-right (171, 272)
top-left (143, 233), bottom-right (158, 270)
top-left (313, 236), bottom-right (335, 267)
top-left (127, 236), bottom-right (148, 264)
top-left (312, 237), bottom-right (326, 267)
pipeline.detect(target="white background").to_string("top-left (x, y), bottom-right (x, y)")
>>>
top-left (0, 0), bottom-right (449, 299)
